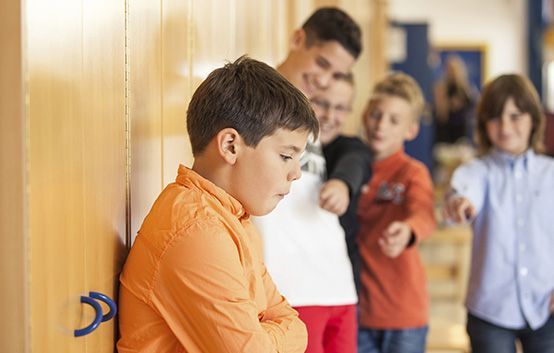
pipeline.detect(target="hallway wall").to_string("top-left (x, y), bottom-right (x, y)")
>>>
top-left (0, 1), bottom-right (27, 352)
top-left (389, 0), bottom-right (527, 81)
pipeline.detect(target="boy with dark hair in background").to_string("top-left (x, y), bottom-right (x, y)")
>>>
top-left (254, 8), bottom-right (367, 353)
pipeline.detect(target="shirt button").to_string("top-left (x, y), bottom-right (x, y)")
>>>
top-left (515, 171), bottom-right (523, 179)
top-left (520, 267), bottom-right (528, 276)
top-left (517, 219), bottom-right (524, 226)
top-left (516, 194), bottom-right (523, 203)
top-left (520, 244), bottom-right (526, 252)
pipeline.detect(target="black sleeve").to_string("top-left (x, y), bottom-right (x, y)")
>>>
top-left (323, 136), bottom-right (372, 292)
top-left (323, 136), bottom-right (372, 196)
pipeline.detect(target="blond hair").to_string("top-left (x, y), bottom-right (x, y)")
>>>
top-left (367, 72), bottom-right (425, 121)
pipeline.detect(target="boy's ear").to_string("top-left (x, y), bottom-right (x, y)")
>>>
top-left (291, 29), bottom-right (306, 50)
top-left (216, 128), bottom-right (242, 165)
top-left (405, 121), bottom-right (420, 142)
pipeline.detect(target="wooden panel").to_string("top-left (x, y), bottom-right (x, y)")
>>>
top-left (159, 0), bottom-right (291, 186)
top-left (188, 0), bottom-right (284, 79)
top-left (0, 1), bottom-right (28, 352)
top-left (27, 0), bottom-right (86, 351)
top-left (337, 0), bottom-right (383, 136)
top-left (162, 0), bottom-right (193, 185)
top-left (82, 0), bottom-right (127, 350)
top-left (128, 0), bottom-right (164, 240)
top-left (233, 0), bottom-right (288, 65)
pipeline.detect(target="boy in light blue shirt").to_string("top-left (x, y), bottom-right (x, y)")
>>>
top-left (445, 74), bottom-right (554, 353)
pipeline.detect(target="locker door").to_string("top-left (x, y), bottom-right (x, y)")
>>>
top-left (82, 0), bottom-right (127, 349)
top-left (27, 0), bottom-right (126, 350)
top-left (28, 0), bottom-right (87, 350)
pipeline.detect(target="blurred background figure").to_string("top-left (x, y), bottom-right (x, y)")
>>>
top-left (433, 54), bottom-right (478, 145)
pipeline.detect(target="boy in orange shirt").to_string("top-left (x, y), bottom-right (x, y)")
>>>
top-left (356, 72), bottom-right (437, 353)
top-left (117, 56), bottom-right (319, 353)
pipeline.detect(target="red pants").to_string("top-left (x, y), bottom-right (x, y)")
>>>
top-left (294, 304), bottom-right (357, 353)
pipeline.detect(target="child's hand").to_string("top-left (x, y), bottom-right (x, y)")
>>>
top-left (550, 292), bottom-right (554, 313)
top-left (378, 221), bottom-right (412, 258)
top-left (319, 179), bottom-right (350, 216)
top-left (444, 196), bottom-right (476, 223)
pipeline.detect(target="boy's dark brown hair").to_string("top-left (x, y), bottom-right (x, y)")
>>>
top-left (476, 74), bottom-right (545, 154)
top-left (302, 7), bottom-right (362, 59)
top-left (187, 56), bottom-right (319, 156)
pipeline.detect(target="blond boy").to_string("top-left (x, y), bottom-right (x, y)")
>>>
top-left (356, 72), bottom-right (437, 353)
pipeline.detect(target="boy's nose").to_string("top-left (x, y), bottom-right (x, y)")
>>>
top-left (498, 116), bottom-right (512, 133)
top-left (320, 112), bottom-right (331, 123)
top-left (289, 161), bottom-right (302, 181)
top-left (374, 116), bottom-right (386, 129)
top-left (314, 72), bottom-right (333, 90)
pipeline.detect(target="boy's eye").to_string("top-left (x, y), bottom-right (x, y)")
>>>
top-left (369, 112), bottom-right (380, 120)
top-left (315, 57), bottom-right (330, 69)
top-left (311, 99), bottom-right (330, 110)
top-left (510, 113), bottom-right (523, 121)
top-left (335, 105), bottom-right (351, 113)
top-left (280, 154), bottom-right (293, 161)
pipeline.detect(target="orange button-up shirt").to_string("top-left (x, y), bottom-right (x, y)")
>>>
top-left (117, 165), bottom-right (307, 353)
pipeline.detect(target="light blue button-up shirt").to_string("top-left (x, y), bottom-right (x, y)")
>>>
top-left (451, 149), bottom-right (554, 329)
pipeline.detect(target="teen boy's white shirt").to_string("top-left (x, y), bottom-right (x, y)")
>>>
top-left (252, 141), bottom-right (357, 306)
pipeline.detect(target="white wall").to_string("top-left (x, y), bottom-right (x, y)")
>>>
top-left (388, 0), bottom-right (527, 83)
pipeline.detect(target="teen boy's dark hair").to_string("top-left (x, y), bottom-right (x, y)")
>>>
top-left (187, 56), bottom-right (319, 156)
top-left (476, 74), bottom-right (545, 154)
top-left (302, 7), bottom-right (362, 59)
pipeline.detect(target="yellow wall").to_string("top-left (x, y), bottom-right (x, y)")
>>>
top-left (0, 0), bottom-right (27, 352)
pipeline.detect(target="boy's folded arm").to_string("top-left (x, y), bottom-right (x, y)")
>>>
top-left (259, 264), bottom-right (308, 353)
top-left (151, 223), bottom-right (299, 353)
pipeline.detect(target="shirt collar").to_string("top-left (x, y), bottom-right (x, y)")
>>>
top-left (175, 164), bottom-right (247, 219)
top-left (491, 148), bottom-right (535, 171)
top-left (373, 149), bottom-right (406, 171)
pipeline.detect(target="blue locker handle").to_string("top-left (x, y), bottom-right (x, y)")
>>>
top-left (74, 296), bottom-right (102, 337)
top-left (89, 291), bottom-right (117, 322)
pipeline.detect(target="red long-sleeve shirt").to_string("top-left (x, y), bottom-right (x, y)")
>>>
top-left (357, 150), bottom-right (436, 329)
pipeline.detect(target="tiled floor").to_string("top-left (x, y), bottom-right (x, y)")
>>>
top-left (421, 225), bottom-right (471, 353)
top-left (427, 301), bottom-right (469, 353)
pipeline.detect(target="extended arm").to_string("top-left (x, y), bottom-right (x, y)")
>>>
top-left (403, 165), bottom-right (437, 244)
top-left (445, 160), bottom-right (487, 222)
top-left (321, 137), bottom-right (371, 215)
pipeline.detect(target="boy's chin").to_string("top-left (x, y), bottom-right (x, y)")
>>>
top-left (249, 201), bottom-right (280, 217)
top-left (320, 133), bottom-right (338, 145)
